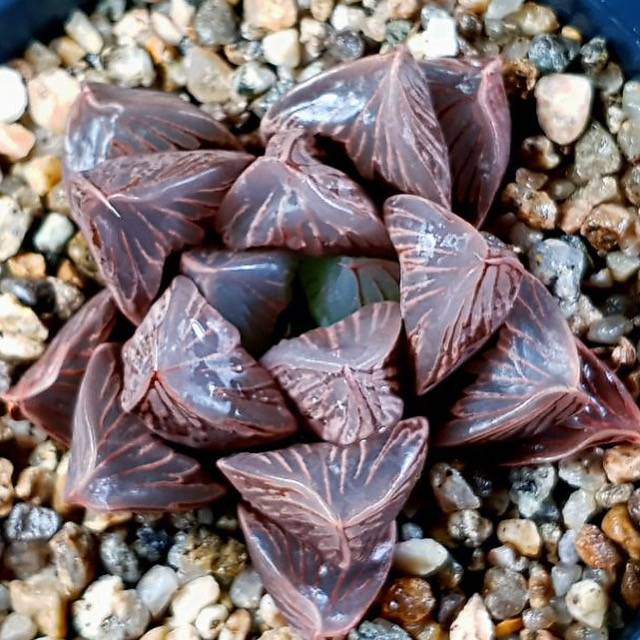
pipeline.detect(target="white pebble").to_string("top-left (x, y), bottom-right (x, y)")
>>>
top-left (33, 213), bottom-right (74, 255)
top-left (0, 67), bottom-right (28, 124)
top-left (559, 451), bottom-right (607, 491)
top-left (607, 251), bottom-right (640, 282)
top-left (330, 5), bottom-right (366, 32)
top-left (65, 10), bottom-right (104, 54)
top-left (262, 29), bottom-right (301, 69)
top-left (171, 575), bottom-right (221, 625)
top-left (486, 0), bottom-right (524, 19)
top-left (258, 594), bottom-right (285, 629)
top-left (392, 538), bottom-right (449, 576)
top-left (623, 81), bottom-right (640, 122)
top-left (497, 519), bottom-right (542, 557)
top-left (137, 565), bottom-right (179, 620)
top-left (230, 568), bottom-right (264, 609)
top-left (562, 489), bottom-right (598, 530)
top-left (535, 74), bottom-right (593, 145)
top-left (0, 612), bottom-right (37, 640)
top-left (195, 605), bottom-right (229, 640)
top-left (0, 196), bottom-right (31, 262)
top-left (27, 69), bottom-right (81, 134)
top-left (408, 14), bottom-right (459, 59)
top-left (167, 625), bottom-right (199, 640)
top-left (450, 593), bottom-right (494, 640)
top-left (565, 579), bottom-right (608, 628)
top-left (219, 609), bottom-right (251, 640)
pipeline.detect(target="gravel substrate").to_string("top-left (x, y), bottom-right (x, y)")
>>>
top-left (0, 0), bottom-right (639, 638)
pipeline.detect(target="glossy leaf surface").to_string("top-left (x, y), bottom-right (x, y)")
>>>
top-left (220, 418), bottom-right (428, 638)
top-left (67, 150), bottom-right (254, 324)
top-left (300, 256), bottom-right (400, 327)
top-left (261, 302), bottom-right (404, 444)
top-left (180, 248), bottom-right (297, 355)
top-left (215, 131), bottom-right (393, 256)
top-left (420, 57), bottom-right (511, 227)
top-left (121, 276), bottom-right (297, 450)
top-left (65, 82), bottom-right (241, 174)
top-left (384, 195), bottom-right (523, 395)
top-left (66, 343), bottom-right (224, 512)
top-left (506, 340), bottom-right (640, 464)
top-left (3, 290), bottom-right (117, 446)
top-left (261, 48), bottom-right (452, 207)
top-left (436, 274), bottom-right (588, 448)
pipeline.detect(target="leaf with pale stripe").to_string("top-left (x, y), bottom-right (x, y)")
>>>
top-left (261, 48), bottom-right (451, 206)
top-left (121, 276), bottom-right (297, 450)
top-left (66, 343), bottom-right (224, 512)
top-left (65, 82), bottom-right (241, 174)
top-left (215, 131), bottom-right (392, 256)
top-left (384, 195), bottom-right (523, 395)
top-left (67, 150), bottom-right (254, 324)
top-left (261, 302), bottom-right (404, 444)
top-left (3, 290), bottom-right (117, 446)
top-left (436, 274), bottom-right (588, 447)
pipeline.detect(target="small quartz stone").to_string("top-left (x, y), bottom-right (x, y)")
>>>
top-left (509, 465), bottom-right (557, 517)
top-left (331, 5), bottom-right (366, 32)
top-left (484, 567), bottom-right (528, 620)
top-left (196, 605), bottom-right (230, 640)
top-left (603, 445), bottom-right (640, 483)
top-left (0, 612), bottom-right (37, 640)
top-left (551, 563), bottom-right (582, 596)
top-left (621, 561), bottom-right (640, 609)
top-left (171, 576), bottom-right (221, 625)
top-left (623, 80), bottom-right (640, 121)
top-left (245, 0), bottom-right (297, 31)
top-left (447, 510), bottom-right (493, 548)
top-left (575, 524), bottom-right (622, 571)
top-left (580, 37), bottom-right (609, 73)
top-left (512, 2), bottom-right (559, 36)
top-left (535, 73), bottom-right (593, 145)
top-left (559, 451), bottom-right (607, 491)
top-left (219, 608), bottom-right (251, 640)
top-left (488, 544), bottom-right (530, 572)
top-left (33, 212), bottom-right (74, 255)
top-left (497, 519), bottom-right (542, 557)
top-left (486, 0), bottom-right (524, 20)
top-left (49, 522), bottom-right (96, 599)
top-left (185, 46), bottom-right (234, 103)
top-left (0, 196), bottom-right (31, 262)
top-left (104, 45), bottom-right (155, 88)
top-left (617, 118), bottom-right (640, 163)
top-left (27, 69), bottom-right (81, 134)
top-left (565, 580), bottom-right (607, 629)
top-left (595, 483), bottom-right (633, 509)
top-left (622, 165), bottom-right (640, 205)
top-left (100, 531), bottom-right (141, 584)
top-left (262, 29), bottom-right (301, 68)
top-left (137, 565), bottom-right (179, 620)
top-left (581, 203), bottom-right (633, 252)
top-left (606, 251), bottom-right (640, 281)
top-left (559, 530), bottom-right (579, 564)
top-left (562, 490), bottom-right (597, 530)
top-left (195, 0), bottom-right (237, 46)
top-left (380, 577), bottom-right (436, 627)
top-left (449, 594), bottom-right (494, 640)
top-left (393, 538), bottom-right (449, 576)
top-left (408, 9), bottom-right (458, 59)
top-left (4, 503), bottom-right (61, 542)
top-left (601, 504), bottom-right (640, 561)
top-left (230, 567), bottom-right (263, 609)
top-left (573, 122), bottom-right (622, 183)
top-left (0, 67), bottom-right (28, 124)
top-left (65, 10), bottom-right (103, 54)
top-left (430, 463), bottom-right (481, 513)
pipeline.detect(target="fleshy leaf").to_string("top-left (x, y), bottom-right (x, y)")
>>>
top-left (215, 131), bottom-right (393, 256)
top-left (66, 343), bottom-right (225, 512)
top-left (261, 302), bottom-right (404, 444)
top-left (121, 276), bottom-right (297, 450)
top-left (180, 248), bottom-right (297, 355)
top-left (3, 290), bottom-right (117, 446)
top-left (300, 256), bottom-right (400, 327)
top-left (384, 195), bottom-right (523, 395)
top-left (67, 150), bottom-right (254, 324)
top-left (435, 274), bottom-right (589, 448)
top-left (505, 340), bottom-right (640, 464)
top-left (65, 82), bottom-right (241, 174)
top-left (239, 505), bottom-right (395, 640)
top-left (261, 48), bottom-right (452, 207)
top-left (218, 417), bottom-right (428, 566)
top-left (420, 57), bottom-right (511, 227)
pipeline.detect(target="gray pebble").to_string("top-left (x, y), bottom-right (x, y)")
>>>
top-left (528, 34), bottom-right (579, 74)
top-left (33, 212), bottom-right (75, 255)
top-left (580, 37), bottom-right (609, 73)
top-left (431, 463), bottom-right (481, 513)
top-left (195, 0), bottom-right (238, 47)
top-left (232, 61), bottom-right (276, 97)
top-left (552, 562), bottom-right (582, 596)
top-left (558, 530), bottom-right (580, 564)
top-left (230, 567), bottom-right (264, 609)
top-left (4, 503), bottom-right (61, 542)
top-left (386, 20), bottom-right (413, 46)
top-left (0, 278), bottom-right (55, 314)
top-left (400, 522), bottom-right (424, 541)
top-left (587, 314), bottom-right (633, 345)
top-left (618, 118), bottom-right (640, 163)
top-left (484, 567), bottom-right (528, 620)
top-left (330, 30), bottom-right (365, 61)
top-left (447, 509), bottom-right (493, 548)
top-left (348, 619), bottom-right (411, 640)
top-left (100, 531), bottom-right (141, 584)
top-left (573, 122), bottom-right (622, 183)
top-left (510, 465), bottom-right (557, 518)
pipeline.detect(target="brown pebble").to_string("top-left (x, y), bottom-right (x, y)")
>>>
top-left (49, 522), bottom-right (96, 599)
top-left (610, 338), bottom-right (637, 369)
top-left (580, 203), bottom-right (634, 251)
top-left (575, 524), bottom-right (623, 571)
top-left (601, 504), bottom-right (640, 561)
top-left (14, 467), bottom-right (54, 506)
top-left (520, 136), bottom-right (561, 171)
top-left (528, 563), bottom-right (553, 608)
top-left (503, 58), bottom-right (539, 99)
top-left (7, 253), bottom-right (46, 279)
top-left (0, 123), bottom-right (36, 161)
top-left (496, 618), bottom-right (524, 637)
top-left (621, 561), bottom-right (640, 609)
top-left (502, 183), bottom-right (558, 230)
top-left (380, 577), bottom-right (436, 628)
top-left (0, 458), bottom-right (14, 517)
top-left (603, 445), bottom-right (640, 483)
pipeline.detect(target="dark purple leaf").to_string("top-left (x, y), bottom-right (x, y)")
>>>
top-left (420, 57), bottom-right (511, 227)
top-left (66, 343), bottom-right (225, 512)
top-left (300, 256), bottom-right (400, 327)
top-left (261, 302), bottom-right (404, 444)
top-left (121, 276), bottom-right (297, 450)
top-left (219, 417), bottom-right (428, 638)
top-left (2, 290), bottom-right (117, 446)
top-left (384, 195), bottom-right (523, 395)
top-left (435, 274), bottom-right (589, 448)
top-left (505, 340), bottom-right (640, 464)
top-left (180, 248), bottom-right (297, 356)
top-left (65, 82), bottom-right (241, 174)
top-left (215, 130), bottom-right (393, 256)
top-left (261, 48), bottom-right (452, 207)
top-left (67, 150), bottom-right (254, 324)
